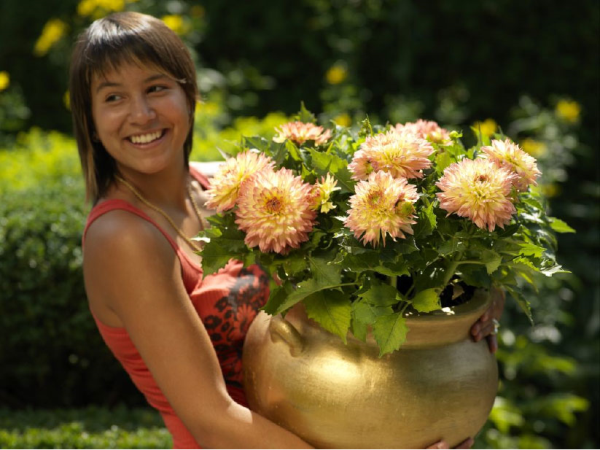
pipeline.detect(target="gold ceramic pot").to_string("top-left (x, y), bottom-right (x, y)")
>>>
top-left (243, 289), bottom-right (498, 449)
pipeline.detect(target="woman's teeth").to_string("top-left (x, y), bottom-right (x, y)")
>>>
top-left (129, 130), bottom-right (163, 144)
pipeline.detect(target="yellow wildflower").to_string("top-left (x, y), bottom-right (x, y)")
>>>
top-left (520, 138), bottom-right (547, 157)
top-left (0, 71), bottom-right (10, 91)
top-left (162, 15), bottom-right (188, 35)
top-left (77, 0), bottom-right (126, 19)
top-left (333, 113), bottom-right (352, 127)
top-left (472, 118), bottom-right (497, 137)
top-left (34, 19), bottom-right (68, 56)
top-left (325, 65), bottom-right (347, 85)
top-left (555, 100), bottom-right (581, 123)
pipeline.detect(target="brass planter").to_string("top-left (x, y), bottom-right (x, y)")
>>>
top-left (243, 290), bottom-right (498, 449)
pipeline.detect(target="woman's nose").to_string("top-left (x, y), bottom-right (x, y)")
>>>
top-left (129, 96), bottom-right (156, 124)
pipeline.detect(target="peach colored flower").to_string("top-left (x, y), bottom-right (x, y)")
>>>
top-left (273, 121), bottom-right (332, 146)
top-left (436, 158), bottom-right (517, 232)
top-left (313, 173), bottom-right (340, 213)
top-left (345, 171), bottom-right (419, 247)
top-left (480, 139), bottom-right (541, 192)
top-left (205, 151), bottom-right (274, 213)
top-left (235, 168), bottom-right (317, 254)
top-left (349, 130), bottom-right (434, 181)
top-left (395, 119), bottom-right (451, 145)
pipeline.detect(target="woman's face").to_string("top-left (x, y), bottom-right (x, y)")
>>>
top-left (90, 63), bottom-right (191, 177)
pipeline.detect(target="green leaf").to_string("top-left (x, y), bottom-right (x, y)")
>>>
top-left (519, 242), bottom-right (545, 258)
top-left (285, 140), bottom-right (302, 162)
top-left (351, 317), bottom-right (368, 342)
top-left (414, 202), bottom-right (437, 238)
top-left (282, 254), bottom-right (307, 277)
top-left (548, 217), bottom-right (576, 233)
top-left (304, 290), bottom-right (352, 343)
top-left (262, 282), bottom-right (294, 315)
top-left (242, 136), bottom-right (270, 153)
top-left (352, 299), bottom-right (394, 324)
top-left (481, 250), bottom-right (503, 274)
top-left (435, 151), bottom-right (453, 174)
top-left (505, 285), bottom-right (533, 324)
top-left (308, 255), bottom-right (342, 285)
top-left (295, 101), bottom-right (317, 123)
top-left (412, 288), bottom-right (441, 312)
top-left (357, 283), bottom-right (398, 306)
top-left (373, 312), bottom-right (409, 357)
top-left (540, 264), bottom-right (570, 277)
top-left (199, 241), bottom-right (236, 275)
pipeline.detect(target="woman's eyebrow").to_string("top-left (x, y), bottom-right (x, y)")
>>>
top-left (95, 74), bottom-right (169, 94)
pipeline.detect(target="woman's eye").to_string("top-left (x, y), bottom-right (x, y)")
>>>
top-left (148, 85), bottom-right (167, 93)
top-left (105, 94), bottom-right (121, 103)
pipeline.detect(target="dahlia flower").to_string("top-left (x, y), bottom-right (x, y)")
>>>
top-left (313, 173), bottom-right (340, 213)
top-left (394, 119), bottom-right (451, 145)
top-left (349, 130), bottom-right (434, 181)
top-left (204, 151), bottom-right (274, 213)
top-left (345, 171), bottom-right (419, 247)
top-left (436, 158), bottom-right (517, 232)
top-left (273, 121), bottom-right (332, 146)
top-left (480, 139), bottom-right (541, 192)
top-left (235, 168), bottom-right (317, 254)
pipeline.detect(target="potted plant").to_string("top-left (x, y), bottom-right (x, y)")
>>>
top-left (197, 105), bottom-right (572, 448)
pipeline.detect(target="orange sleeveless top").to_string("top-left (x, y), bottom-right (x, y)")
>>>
top-left (83, 168), bottom-right (269, 449)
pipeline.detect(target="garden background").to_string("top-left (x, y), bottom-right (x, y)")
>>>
top-left (0, 0), bottom-right (598, 448)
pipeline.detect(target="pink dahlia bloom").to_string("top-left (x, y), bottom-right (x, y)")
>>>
top-left (235, 168), bottom-right (318, 254)
top-left (273, 121), bottom-right (332, 146)
top-left (436, 158), bottom-right (517, 232)
top-left (394, 119), bottom-right (452, 145)
top-left (481, 139), bottom-right (541, 192)
top-left (345, 171), bottom-right (419, 247)
top-left (349, 130), bottom-right (434, 181)
top-left (205, 151), bottom-right (274, 213)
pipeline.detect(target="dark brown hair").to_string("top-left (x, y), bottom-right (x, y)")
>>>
top-left (69, 11), bottom-right (198, 203)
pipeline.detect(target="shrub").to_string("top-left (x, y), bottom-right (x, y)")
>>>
top-left (0, 406), bottom-right (171, 449)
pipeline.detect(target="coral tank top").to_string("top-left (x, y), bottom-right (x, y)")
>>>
top-left (82, 167), bottom-right (269, 449)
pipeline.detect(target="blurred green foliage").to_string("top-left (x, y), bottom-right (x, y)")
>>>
top-left (0, 406), bottom-right (171, 448)
top-left (0, 0), bottom-right (597, 448)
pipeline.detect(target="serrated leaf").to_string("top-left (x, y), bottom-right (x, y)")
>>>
top-left (352, 299), bottom-right (394, 324)
top-left (541, 264), bottom-right (570, 277)
top-left (548, 217), bottom-right (576, 233)
top-left (243, 136), bottom-right (270, 153)
top-left (435, 151), bottom-right (453, 174)
top-left (285, 140), bottom-right (302, 162)
top-left (519, 242), bottom-right (545, 258)
top-left (481, 250), bottom-right (503, 274)
top-left (199, 241), bottom-right (235, 275)
top-left (308, 255), bottom-right (342, 285)
top-left (296, 102), bottom-right (317, 123)
top-left (412, 288), bottom-right (441, 312)
top-left (414, 202), bottom-right (437, 238)
top-left (351, 317), bottom-right (368, 342)
top-left (304, 290), bottom-right (352, 343)
top-left (373, 313), bottom-right (409, 357)
top-left (262, 282), bottom-right (294, 315)
top-left (357, 283), bottom-right (398, 306)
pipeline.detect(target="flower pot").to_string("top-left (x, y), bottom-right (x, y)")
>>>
top-left (242, 289), bottom-right (498, 449)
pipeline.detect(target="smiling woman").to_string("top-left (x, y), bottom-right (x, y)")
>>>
top-left (68, 11), bottom-right (313, 449)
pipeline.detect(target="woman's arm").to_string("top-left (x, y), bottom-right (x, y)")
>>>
top-left (84, 211), bottom-right (312, 449)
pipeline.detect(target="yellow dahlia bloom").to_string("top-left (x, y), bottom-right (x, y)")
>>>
top-left (349, 130), bottom-right (434, 181)
top-left (235, 168), bottom-right (317, 254)
top-left (345, 171), bottom-right (419, 247)
top-left (205, 151), bottom-right (274, 212)
top-left (394, 119), bottom-right (451, 145)
top-left (436, 158), bottom-right (516, 232)
top-left (314, 173), bottom-right (340, 213)
top-left (273, 121), bottom-right (332, 146)
top-left (481, 139), bottom-right (541, 192)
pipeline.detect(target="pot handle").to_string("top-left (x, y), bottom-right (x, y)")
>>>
top-left (269, 316), bottom-right (305, 357)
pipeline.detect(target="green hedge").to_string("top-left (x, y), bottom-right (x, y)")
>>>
top-left (0, 406), bottom-right (171, 449)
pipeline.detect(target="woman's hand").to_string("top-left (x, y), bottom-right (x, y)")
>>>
top-left (427, 437), bottom-right (474, 449)
top-left (470, 287), bottom-right (506, 353)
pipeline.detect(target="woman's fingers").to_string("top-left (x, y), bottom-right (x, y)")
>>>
top-left (426, 440), bottom-right (449, 449)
